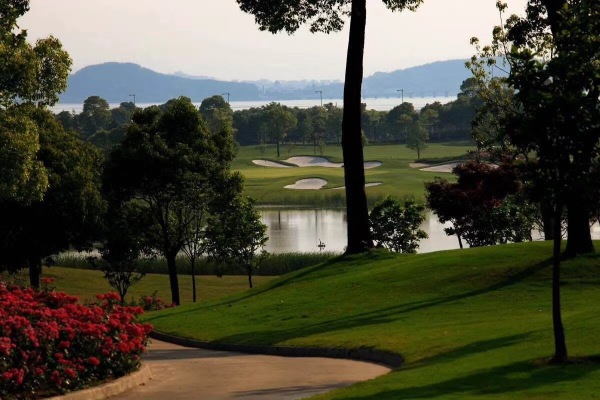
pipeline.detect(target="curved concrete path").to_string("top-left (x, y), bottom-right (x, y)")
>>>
top-left (113, 339), bottom-right (390, 400)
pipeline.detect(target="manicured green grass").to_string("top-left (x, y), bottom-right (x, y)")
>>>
top-left (144, 241), bottom-right (600, 399)
top-left (34, 267), bottom-right (276, 305)
top-left (234, 143), bottom-right (473, 205)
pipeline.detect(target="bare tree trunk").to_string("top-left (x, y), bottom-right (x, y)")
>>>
top-left (191, 257), bottom-right (197, 303)
top-left (342, 0), bottom-right (373, 254)
top-left (247, 265), bottom-right (253, 288)
top-left (564, 201), bottom-right (594, 258)
top-left (166, 252), bottom-right (181, 305)
top-left (28, 256), bottom-right (41, 289)
top-left (552, 203), bottom-right (568, 363)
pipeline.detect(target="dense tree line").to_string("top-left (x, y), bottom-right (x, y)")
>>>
top-left (57, 82), bottom-right (483, 155)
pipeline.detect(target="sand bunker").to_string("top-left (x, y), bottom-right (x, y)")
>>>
top-left (252, 160), bottom-right (293, 168)
top-left (409, 162), bottom-right (429, 169)
top-left (284, 178), bottom-right (328, 190)
top-left (253, 156), bottom-right (382, 169)
top-left (419, 163), bottom-right (461, 173)
top-left (332, 182), bottom-right (382, 190)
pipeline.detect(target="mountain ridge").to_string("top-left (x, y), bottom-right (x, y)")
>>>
top-left (60, 59), bottom-right (480, 104)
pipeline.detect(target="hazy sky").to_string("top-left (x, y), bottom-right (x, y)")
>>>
top-left (21, 0), bottom-right (528, 81)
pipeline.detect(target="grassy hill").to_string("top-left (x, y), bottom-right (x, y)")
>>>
top-left (144, 242), bottom-right (600, 399)
top-left (233, 142), bottom-right (473, 206)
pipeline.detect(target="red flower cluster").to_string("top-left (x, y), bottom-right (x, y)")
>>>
top-left (138, 291), bottom-right (174, 311)
top-left (0, 283), bottom-right (153, 399)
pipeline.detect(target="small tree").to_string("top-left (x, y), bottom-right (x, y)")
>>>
top-left (425, 161), bottom-right (534, 248)
top-left (406, 120), bottom-right (429, 160)
top-left (205, 196), bottom-right (268, 288)
top-left (369, 197), bottom-right (427, 253)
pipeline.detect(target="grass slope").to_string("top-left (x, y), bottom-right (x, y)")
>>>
top-left (144, 242), bottom-right (600, 399)
top-left (234, 143), bottom-right (473, 205)
top-left (36, 267), bottom-right (275, 304)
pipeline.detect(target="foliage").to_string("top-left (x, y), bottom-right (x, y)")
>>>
top-left (205, 196), bottom-right (268, 288)
top-left (369, 197), bottom-right (427, 253)
top-left (0, 107), bottom-right (105, 287)
top-left (104, 97), bottom-right (239, 305)
top-left (0, 282), bottom-right (152, 398)
top-left (258, 102), bottom-right (297, 157)
top-left (425, 161), bottom-right (534, 248)
top-left (138, 291), bottom-right (173, 311)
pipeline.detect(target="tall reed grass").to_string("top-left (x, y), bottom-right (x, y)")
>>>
top-left (53, 251), bottom-right (339, 276)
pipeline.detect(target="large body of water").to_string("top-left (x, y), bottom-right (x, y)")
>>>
top-left (52, 96), bottom-right (456, 114)
top-left (260, 209), bottom-right (600, 254)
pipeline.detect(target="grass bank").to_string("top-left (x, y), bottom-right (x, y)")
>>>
top-left (234, 143), bottom-right (472, 206)
top-left (26, 267), bottom-right (277, 305)
top-left (144, 241), bottom-right (600, 399)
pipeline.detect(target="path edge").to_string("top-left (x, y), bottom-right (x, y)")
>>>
top-left (46, 364), bottom-right (153, 400)
top-left (150, 330), bottom-right (404, 368)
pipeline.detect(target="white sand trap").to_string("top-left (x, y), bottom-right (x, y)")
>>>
top-left (282, 156), bottom-right (382, 169)
top-left (364, 161), bottom-right (383, 169)
top-left (409, 162), bottom-right (430, 169)
top-left (419, 163), bottom-right (461, 173)
top-left (252, 160), bottom-right (293, 168)
top-left (285, 178), bottom-right (328, 190)
top-left (332, 182), bottom-right (383, 190)
top-left (285, 156), bottom-right (343, 168)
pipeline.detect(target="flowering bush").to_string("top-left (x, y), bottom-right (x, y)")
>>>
top-left (138, 291), bottom-right (173, 311)
top-left (0, 280), bottom-right (153, 399)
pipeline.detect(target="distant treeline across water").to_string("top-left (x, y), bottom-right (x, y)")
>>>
top-left (52, 96), bottom-right (456, 114)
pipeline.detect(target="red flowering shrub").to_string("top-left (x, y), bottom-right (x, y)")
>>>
top-left (138, 291), bottom-right (174, 311)
top-left (0, 281), bottom-right (153, 399)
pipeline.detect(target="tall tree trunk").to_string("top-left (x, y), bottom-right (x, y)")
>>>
top-left (191, 257), bottom-right (197, 303)
top-left (552, 203), bottom-right (568, 363)
top-left (540, 199), bottom-right (555, 241)
top-left (564, 200), bottom-right (594, 258)
top-left (342, 0), bottom-right (372, 254)
top-left (276, 138), bottom-right (280, 158)
top-left (28, 256), bottom-right (41, 289)
top-left (166, 252), bottom-right (181, 305)
top-left (247, 265), bottom-right (253, 288)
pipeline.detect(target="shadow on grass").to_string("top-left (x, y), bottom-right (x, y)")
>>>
top-left (209, 259), bottom-right (551, 346)
top-left (341, 357), bottom-right (600, 399)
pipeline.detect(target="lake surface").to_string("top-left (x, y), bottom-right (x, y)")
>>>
top-left (260, 209), bottom-right (600, 254)
top-left (52, 96), bottom-right (456, 114)
top-left (260, 209), bottom-right (462, 254)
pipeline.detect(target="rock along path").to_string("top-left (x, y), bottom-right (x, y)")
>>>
top-left (113, 340), bottom-right (390, 400)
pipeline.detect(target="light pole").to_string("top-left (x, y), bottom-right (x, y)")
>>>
top-left (315, 90), bottom-right (323, 107)
top-left (129, 93), bottom-right (136, 106)
top-left (221, 92), bottom-right (230, 103)
top-left (397, 89), bottom-right (403, 104)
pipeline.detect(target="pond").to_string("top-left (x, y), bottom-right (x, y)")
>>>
top-left (260, 209), bottom-right (600, 254)
top-left (260, 209), bottom-right (461, 254)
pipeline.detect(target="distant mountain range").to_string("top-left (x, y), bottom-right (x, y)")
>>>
top-left (59, 60), bottom-right (482, 104)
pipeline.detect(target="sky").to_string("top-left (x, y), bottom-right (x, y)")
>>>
top-left (20, 0), bottom-right (528, 81)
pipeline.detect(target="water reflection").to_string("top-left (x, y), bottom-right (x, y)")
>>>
top-left (260, 209), bottom-right (463, 254)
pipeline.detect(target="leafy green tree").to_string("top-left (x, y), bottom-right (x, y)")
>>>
top-left (199, 95), bottom-right (234, 134)
top-left (235, 0), bottom-right (423, 254)
top-left (385, 102), bottom-right (416, 142)
top-left (406, 120), bottom-right (429, 160)
top-left (472, 0), bottom-right (599, 362)
top-left (369, 197), bottom-right (427, 253)
top-left (0, 0), bottom-right (71, 204)
top-left (259, 102), bottom-right (297, 157)
top-left (0, 107), bottom-right (105, 287)
top-left (91, 203), bottom-right (153, 305)
top-left (205, 196), bottom-right (268, 288)
top-left (78, 96), bottom-right (111, 138)
top-left (104, 97), bottom-right (238, 305)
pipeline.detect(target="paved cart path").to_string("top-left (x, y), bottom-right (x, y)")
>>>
top-left (113, 339), bottom-right (390, 400)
